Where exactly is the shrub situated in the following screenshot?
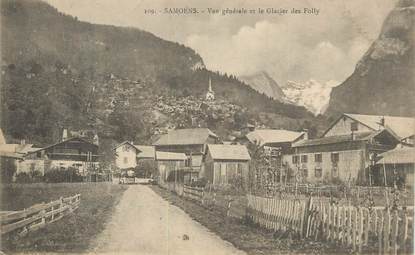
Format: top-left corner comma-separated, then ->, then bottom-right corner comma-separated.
44,167 -> 83,183
15,172 -> 33,183
15,171 -> 44,183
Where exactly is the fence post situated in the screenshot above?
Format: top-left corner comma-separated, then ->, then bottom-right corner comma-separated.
401,211 -> 408,254
303,196 -> 312,238
391,210 -> 398,255
384,209 -> 391,253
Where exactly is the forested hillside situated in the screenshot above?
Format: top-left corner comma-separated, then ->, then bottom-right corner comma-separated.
1,0 -> 318,146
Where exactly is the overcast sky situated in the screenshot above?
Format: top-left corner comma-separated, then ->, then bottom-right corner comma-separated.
45,0 -> 396,86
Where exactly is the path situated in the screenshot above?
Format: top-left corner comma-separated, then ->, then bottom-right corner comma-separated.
92,185 -> 245,255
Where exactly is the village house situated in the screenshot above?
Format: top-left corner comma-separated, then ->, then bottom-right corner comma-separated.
203,144 -> 251,186
20,137 -> 100,177
236,129 -> 306,183
374,146 -> 414,190
114,141 -> 142,169
287,113 -> 409,185
153,128 -> 220,179
155,151 -> 187,186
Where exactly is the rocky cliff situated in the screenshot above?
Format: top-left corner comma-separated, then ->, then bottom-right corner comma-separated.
325,0 -> 415,117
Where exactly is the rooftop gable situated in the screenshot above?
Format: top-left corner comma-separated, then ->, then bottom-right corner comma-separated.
293,128 -> 399,148
156,151 -> 187,161
153,128 -> 218,146
207,144 -> 251,161
378,147 -> 415,165
323,113 -> 415,139
113,141 -> 142,153
136,145 -> 155,159
245,129 -> 305,146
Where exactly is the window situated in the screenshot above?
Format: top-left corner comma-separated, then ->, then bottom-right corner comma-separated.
301,155 -> 308,163
123,157 -> 128,164
314,153 -> 322,163
292,155 -> 299,164
331,153 -> 339,163
302,168 -> 308,177
122,145 -> 130,152
185,158 -> 191,167
315,168 -> 322,178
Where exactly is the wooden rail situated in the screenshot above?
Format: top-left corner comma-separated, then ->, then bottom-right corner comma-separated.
0,194 -> 81,236
183,185 -> 204,202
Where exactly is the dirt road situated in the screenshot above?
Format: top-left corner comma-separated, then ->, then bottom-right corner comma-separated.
92,185 -> 245,255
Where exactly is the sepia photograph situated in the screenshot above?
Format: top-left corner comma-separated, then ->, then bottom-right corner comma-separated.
0,0 -> 414,254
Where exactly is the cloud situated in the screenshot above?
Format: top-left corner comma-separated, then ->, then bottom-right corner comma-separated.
184,0 -> 394,85
45,0 -> 396,85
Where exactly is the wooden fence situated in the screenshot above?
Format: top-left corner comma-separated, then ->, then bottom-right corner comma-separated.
183,185 -> 204,202
306,200 -> 414,253
246,194 -> 309,237
246,194 -> 414,253
0,194 -> 81,237
182,185 -> 245,218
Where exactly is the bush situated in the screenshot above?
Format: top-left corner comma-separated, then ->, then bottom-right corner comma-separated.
1,158 -> 16,183
44,167 -> 83,183
15,172 -> 33,183
15,171 -> 44,183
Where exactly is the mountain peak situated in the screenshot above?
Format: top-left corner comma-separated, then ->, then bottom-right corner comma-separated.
239,71 -> 286,101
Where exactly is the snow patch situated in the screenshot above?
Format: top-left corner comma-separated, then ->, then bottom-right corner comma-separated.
282,79 -> 339,115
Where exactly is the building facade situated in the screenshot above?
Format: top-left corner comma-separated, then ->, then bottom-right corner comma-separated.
19,137 -> 100,176
286,116 -> 401,184
203,144 -> 251,186
153,128 -> 219,177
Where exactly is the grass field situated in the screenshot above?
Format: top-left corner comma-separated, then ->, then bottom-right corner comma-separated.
1,182 -> 127,253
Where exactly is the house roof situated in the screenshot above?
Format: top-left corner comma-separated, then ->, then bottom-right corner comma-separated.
113,141 -> 141,152
245,129 -> 305,146
0,151 -> 23,159
324,113 -> 415,139
0,144 -> 34,154
378,147 -> 415,165
207,144 -> 251,161
156,151 -> 187,161
293,129 -> 399,148
36,137 -> 98,153
153,128 -> 218,146
136,145 -> 155,159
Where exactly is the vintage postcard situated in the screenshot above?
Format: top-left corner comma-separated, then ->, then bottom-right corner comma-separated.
0,0 -> 414,254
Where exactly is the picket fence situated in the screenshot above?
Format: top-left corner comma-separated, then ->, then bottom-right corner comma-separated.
307,201 -> 414,253
183,185 -> 241,217
0,194 -> 81,236
246,194 -> 308,237
246,194 -> 414,253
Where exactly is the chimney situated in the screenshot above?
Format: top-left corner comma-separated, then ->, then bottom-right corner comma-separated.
302,129 -> 309,140
62,128 -> 68,141
380,117 -> 385,127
